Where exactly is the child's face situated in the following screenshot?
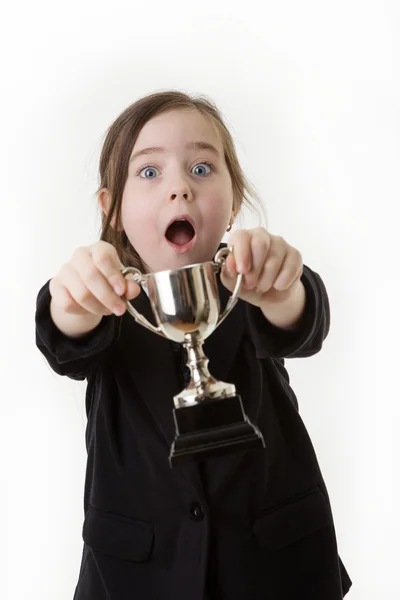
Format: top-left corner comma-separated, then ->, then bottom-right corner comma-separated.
121,108 -> 234,272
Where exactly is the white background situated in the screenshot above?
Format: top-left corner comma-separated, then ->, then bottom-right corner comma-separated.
1,0 -> 399,598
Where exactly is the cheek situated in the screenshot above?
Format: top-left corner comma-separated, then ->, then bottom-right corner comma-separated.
121,197 -> 158,242
122,186 -> 150,220
203,191 -> 232,222
211,176 -> 233,213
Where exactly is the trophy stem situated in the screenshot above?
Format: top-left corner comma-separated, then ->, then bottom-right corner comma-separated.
184,332 -> 213,398
173,332 -> 235,409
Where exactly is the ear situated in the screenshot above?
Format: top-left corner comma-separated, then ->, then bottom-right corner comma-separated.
98,188 -> 123,231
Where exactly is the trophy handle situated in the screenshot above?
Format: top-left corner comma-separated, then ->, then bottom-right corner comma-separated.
120,266 -> 166,338
213,247 -> 243,328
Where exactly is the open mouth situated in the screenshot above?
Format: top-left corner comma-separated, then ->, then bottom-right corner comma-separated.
165,217 -> 196,247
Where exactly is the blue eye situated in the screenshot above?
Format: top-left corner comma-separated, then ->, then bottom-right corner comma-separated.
192,162 -> 213,176
138,162 -> 214,179
139,166 -> 160,179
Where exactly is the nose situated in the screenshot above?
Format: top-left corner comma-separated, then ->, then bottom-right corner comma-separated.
170,191 -> 190,201
169,178 -> 193,203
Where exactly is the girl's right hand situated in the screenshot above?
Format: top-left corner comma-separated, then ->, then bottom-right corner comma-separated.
49,241 -> 141,317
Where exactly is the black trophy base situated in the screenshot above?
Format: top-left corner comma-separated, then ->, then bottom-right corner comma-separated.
169,394 -> 265,467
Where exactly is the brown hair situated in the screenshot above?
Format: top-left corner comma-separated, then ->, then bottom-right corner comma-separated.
95,90 -> 265,271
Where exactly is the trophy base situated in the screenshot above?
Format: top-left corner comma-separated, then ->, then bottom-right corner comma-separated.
169,394 -> 265,467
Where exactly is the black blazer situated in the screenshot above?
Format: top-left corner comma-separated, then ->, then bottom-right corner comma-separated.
35,255 -> 352,600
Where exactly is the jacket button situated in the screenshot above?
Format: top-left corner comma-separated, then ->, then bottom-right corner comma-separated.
189,502 -> 205,522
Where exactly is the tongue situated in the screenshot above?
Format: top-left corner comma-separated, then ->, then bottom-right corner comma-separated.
166,221 -> 194,246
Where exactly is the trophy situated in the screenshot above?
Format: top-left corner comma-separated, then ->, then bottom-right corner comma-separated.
120,247 -> 265,467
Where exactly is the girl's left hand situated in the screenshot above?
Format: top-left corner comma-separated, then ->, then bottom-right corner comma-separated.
221,228 -> 304,307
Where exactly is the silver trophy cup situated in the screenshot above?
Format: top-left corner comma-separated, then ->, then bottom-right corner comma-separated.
120,247 -> 265,467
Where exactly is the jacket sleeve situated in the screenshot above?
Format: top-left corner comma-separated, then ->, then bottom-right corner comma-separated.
35,279 -> 121,381
245,264 -> 330,359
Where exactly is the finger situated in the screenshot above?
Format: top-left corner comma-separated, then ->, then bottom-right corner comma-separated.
59,261 -> 117,315
242,230 -> 270,290
273,250 -> 303,290
72,246 -> 128,315
50,276 -> 110,316
90,241 -> 129,296
256,245 -> 287,294
91,243 -> 140,304
227,230 -> 252,274
125,278 -> 142,300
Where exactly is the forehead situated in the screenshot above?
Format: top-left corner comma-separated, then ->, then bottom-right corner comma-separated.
132,108 -> 222,151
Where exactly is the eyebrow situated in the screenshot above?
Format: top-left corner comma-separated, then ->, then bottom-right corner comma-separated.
129,141 -> 221,163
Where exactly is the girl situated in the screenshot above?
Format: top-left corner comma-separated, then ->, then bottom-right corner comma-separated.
35,91 -> 352,599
